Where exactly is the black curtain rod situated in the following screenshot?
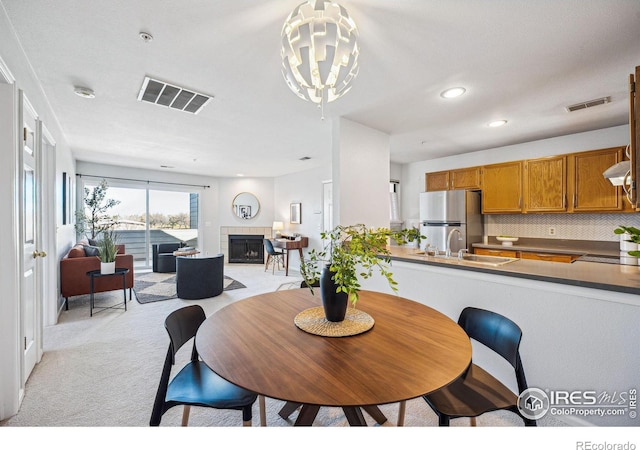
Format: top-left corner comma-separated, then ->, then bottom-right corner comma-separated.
76,173 -> 210,189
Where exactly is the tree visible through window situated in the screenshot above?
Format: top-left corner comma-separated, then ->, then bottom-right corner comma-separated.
79,182 -> 199,268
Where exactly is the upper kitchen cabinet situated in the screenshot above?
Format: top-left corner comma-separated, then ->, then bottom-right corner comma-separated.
451,167 -> 482,190
425,170 -> 449,191
523,156 -> 567,213
569,147 -> 624,212
425,167 -> 481,191
481,161 -> 523,213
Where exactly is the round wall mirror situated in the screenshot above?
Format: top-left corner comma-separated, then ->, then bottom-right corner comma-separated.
232,192 -> 260,220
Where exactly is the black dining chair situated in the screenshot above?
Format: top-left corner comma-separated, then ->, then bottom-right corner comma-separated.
263,238 -> 285,274
402,306 -> 536,427
150,304 -> 262,426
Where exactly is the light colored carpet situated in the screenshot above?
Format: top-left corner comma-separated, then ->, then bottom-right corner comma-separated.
2,264 -> 573,445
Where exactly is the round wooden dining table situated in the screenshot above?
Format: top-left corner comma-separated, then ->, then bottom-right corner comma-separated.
195,289 -> 472,426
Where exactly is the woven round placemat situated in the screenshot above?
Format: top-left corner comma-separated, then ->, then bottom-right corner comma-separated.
294,306 -> 374,337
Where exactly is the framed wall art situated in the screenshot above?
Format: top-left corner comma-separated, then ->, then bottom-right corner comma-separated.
290,202 -> 301,224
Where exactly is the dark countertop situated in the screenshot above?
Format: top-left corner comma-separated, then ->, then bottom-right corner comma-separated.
386,246 -> 640,298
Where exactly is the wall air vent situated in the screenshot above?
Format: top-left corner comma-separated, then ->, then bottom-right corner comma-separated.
137,76 -> 213,114
565,96 -> 611,112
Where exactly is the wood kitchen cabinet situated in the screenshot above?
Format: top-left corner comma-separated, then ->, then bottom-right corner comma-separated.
475,248 -> 579,263
474,248 -> 519,258
425,166 -> 481,191
569,147 -> 624,212
481,161 -> 523,213
523,156 -> 567,212
451,167 -> 482,190
520,251 -> 580,263
425,170 -> 450,191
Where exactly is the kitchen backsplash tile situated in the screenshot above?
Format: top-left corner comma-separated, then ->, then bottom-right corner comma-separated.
486,213 -> 640,242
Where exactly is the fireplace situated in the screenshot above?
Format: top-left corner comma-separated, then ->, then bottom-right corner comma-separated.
228,234 -> 264,264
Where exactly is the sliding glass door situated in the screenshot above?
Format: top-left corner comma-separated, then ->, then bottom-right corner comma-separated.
79,179 -> 199,268
148,189 -> 198,265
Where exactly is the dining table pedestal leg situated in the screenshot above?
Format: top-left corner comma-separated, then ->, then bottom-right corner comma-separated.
278,401 -> 302,420
278,401 -> 388,426
294,404 -> 321,426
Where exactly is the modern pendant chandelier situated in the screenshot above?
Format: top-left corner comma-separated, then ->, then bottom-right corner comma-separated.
281,0 -> 359,114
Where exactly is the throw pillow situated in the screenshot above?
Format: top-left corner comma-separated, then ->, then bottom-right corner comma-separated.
83,245 -> 101,257
67,244 -> 86,258
88,238 -> 98,246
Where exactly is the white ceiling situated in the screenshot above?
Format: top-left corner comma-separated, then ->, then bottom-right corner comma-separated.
2,0 -> 639,178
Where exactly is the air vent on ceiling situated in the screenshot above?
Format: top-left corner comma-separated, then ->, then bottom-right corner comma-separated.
137,76 -> 213,114
565,96 -> 611,112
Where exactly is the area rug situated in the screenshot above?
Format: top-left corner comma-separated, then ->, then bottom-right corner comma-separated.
134,272 -> 246,304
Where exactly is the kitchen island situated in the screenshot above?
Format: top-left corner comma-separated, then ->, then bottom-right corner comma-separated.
358,245 -> 640,426
386,245 -> 640,297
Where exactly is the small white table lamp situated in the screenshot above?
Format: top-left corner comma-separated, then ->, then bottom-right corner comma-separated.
272,221 -> 284,238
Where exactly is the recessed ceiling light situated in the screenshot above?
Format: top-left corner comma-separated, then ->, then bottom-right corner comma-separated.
236,173 -> 244,177
139,31 -> 153,43
440,87 -> 466,99
488,119 -> 508,128
73,86 -> 95,99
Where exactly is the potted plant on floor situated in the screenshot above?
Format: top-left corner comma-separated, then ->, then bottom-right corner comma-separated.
97,230 -> 119,274
300,224 -> 423,322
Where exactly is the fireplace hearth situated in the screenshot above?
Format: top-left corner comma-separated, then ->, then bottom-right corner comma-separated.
228,234 -> 264,264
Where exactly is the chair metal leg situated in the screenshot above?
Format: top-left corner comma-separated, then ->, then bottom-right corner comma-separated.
181,405 -> 191,426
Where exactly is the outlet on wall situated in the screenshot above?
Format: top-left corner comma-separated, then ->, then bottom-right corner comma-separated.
548,227 -> 556,236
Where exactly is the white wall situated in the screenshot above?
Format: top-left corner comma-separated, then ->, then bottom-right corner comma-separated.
274,165 -> 332,268
217,177 -> 275,237
332,118 -> 390,228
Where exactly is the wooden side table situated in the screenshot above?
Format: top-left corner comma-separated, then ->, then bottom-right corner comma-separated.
86,268 -> 130,317
173,249 -> 200,257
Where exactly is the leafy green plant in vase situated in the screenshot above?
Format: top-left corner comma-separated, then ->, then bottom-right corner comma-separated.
97,230 -> 119,274
300,224 -> 424,322
614,226 -> 640,257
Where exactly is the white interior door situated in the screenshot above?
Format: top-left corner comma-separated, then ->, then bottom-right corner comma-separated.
20,92 -> 42,383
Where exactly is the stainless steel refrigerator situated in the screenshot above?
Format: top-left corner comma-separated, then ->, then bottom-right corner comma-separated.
419,190 -> 483,255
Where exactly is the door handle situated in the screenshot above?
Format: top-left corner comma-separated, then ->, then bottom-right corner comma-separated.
32,251 -> 47,258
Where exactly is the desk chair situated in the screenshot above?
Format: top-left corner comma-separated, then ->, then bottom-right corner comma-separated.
263,239 -> 285,274
400,306 -> 536,426
150,305 -> 262,426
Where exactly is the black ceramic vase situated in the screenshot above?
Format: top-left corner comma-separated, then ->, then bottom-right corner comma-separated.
320,264 -> 348,322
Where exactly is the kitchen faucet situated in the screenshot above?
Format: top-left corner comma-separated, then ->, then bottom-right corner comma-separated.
445,228 -> 462,257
